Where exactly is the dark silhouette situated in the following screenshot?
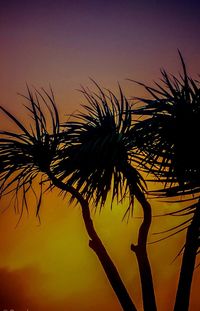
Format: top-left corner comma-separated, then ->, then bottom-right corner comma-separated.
131,52 -> 200,311
56,82 -> 156,311
0,87 -> 136,311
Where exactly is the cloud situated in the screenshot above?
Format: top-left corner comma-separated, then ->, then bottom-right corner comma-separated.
0,266 -> 43,310
0,264 -> 120,311
0,266 -> 92,311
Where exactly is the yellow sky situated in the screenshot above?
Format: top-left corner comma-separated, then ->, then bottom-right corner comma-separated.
0,182 -> 198,310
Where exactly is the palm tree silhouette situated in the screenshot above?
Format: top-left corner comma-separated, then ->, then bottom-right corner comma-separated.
131,52 -> 200,311
56,82 -> 157,311
0,87 -> 137,311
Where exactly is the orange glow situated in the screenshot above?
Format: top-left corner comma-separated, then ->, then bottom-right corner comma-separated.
0,186 -> 195,310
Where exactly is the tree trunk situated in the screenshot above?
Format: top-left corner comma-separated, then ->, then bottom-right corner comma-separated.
47,171 -> 137,311
132,187 -> 157,311
174,201 -> 200,311
123,164 -> 157,311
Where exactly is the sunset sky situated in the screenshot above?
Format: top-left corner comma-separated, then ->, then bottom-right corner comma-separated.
0,1 -> 200,310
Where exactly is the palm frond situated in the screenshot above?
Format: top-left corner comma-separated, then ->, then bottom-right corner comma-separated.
54,82 -> 146,214
131,53 -> 200,198
0,86 -> 60,216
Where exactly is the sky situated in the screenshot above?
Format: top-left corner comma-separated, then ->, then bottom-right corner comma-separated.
0,0 -> 200,310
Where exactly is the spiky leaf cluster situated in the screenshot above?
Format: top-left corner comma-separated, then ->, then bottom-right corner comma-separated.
132,53 -> 200,197
55,83 -> 146,210
0,87 -> 60,214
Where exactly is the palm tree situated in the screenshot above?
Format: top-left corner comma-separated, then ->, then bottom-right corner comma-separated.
55,82 -> 157,311
0,87 -> 137,311
131,52 -> 200,311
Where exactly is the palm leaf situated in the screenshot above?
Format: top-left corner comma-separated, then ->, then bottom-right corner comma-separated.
0,87 -> 60,217
55,82 -> 146,214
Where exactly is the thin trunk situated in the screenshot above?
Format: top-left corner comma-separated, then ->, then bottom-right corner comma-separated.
47,171 -> 137,311
132,187 -> 157,311
174,201 -> 200,311
124,164 -> 157,311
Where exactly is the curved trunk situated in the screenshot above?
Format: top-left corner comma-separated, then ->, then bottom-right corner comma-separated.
133,187 -> 157,311
47,171 -> 137,311
123,164 -> 157,311
174,201 -> 200,311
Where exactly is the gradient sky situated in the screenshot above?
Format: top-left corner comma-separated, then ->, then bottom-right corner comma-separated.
0,1 -> 200,310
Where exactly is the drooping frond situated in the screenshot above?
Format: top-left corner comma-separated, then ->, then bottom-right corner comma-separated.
131,52 -> 200,199
0,86 -> 60,216
54,82 -> 146,214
